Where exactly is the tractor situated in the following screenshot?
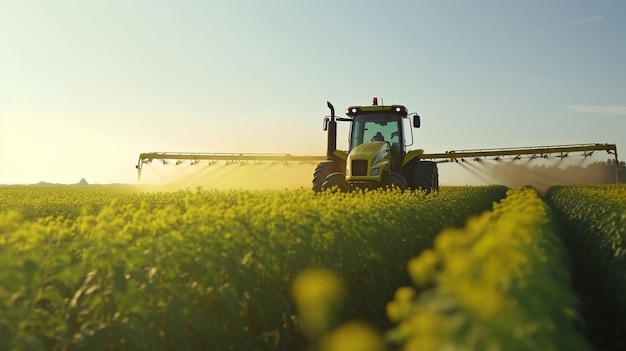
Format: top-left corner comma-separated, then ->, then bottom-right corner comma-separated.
136,99 -> 619,188
312,98 -> 439,192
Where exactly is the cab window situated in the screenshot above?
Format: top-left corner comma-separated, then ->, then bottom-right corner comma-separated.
350,114 -> 400,150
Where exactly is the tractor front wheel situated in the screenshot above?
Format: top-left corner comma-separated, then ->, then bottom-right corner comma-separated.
312,161 -> 339,192
382,172 -> 408,191
321,172 -> 347,192
412,161 -> 439,193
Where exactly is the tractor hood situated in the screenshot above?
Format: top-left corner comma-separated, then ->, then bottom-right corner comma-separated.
346,141 -> 391,181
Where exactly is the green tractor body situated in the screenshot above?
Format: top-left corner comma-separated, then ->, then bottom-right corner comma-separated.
312,99 -> 439,192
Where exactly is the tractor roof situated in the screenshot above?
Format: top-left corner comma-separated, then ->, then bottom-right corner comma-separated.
345,104 -> 408,117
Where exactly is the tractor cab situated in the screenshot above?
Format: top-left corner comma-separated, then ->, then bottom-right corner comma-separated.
346,101 -> 413,173
314,98 -> 437,193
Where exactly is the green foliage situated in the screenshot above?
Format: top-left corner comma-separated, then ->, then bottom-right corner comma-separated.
387,188 -> 591,350
0,186 -> 506,350
546,184 -> 626,350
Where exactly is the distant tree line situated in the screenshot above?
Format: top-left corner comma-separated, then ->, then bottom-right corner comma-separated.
484,159 -> 625,194
606,159 -> 626,183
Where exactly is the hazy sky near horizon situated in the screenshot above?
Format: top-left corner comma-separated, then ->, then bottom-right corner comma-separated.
1,0 -> 625,185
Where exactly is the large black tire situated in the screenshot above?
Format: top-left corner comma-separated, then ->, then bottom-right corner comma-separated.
312,161 -> 339,192
400,158 -> 418,182
382,172 -> 408,191
412,161 -> 439,193
321,172 -> 347,192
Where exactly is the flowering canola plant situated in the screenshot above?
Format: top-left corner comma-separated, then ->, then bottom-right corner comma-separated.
0,186 -> 506,351
387,188 -> 591,351
546,185 -> 626,350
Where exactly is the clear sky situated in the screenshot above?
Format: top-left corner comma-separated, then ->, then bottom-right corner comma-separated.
1,0 -> 625,185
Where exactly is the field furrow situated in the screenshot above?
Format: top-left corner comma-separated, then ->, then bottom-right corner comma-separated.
546,185 -> 626,351
383,188 -> 591,351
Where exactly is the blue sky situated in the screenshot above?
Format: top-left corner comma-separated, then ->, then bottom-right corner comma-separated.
1,0 -> 624,184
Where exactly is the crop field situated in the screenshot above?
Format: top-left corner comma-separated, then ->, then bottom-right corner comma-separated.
0,185 -> 624,351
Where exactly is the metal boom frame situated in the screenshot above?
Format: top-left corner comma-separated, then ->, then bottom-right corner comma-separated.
135,152 -> 327,181
136,143 -> 619,184
420,143 -> 619,184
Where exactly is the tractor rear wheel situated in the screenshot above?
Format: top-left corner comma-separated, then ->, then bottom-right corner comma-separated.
321,172 -> 347,192
312,161 -> 339,192
383,172 -> 408,191
412,161 -> 439,193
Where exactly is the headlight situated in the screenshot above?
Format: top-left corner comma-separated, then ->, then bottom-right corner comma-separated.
370,167 -> 379,176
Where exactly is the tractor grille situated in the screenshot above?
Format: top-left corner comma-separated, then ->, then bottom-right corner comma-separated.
352,160 -> 368,176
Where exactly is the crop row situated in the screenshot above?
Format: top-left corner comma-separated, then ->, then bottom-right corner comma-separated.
546,185 -> 626,350
382,188 -> 591,351
0,186 -> 183,221
0,186 -> 507,351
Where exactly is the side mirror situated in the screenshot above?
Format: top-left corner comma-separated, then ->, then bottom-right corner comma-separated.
413,114 -> 421,128
323,116 -> 329,131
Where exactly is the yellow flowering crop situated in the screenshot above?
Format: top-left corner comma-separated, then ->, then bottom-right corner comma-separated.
389,188 -> 592,351
0,185 -> 506,350
546,184 -> 626,349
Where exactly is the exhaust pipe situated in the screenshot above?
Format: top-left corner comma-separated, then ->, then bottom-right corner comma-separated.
326,101 -> 337,160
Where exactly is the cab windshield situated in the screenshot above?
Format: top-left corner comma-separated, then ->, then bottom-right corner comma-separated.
349,113 -> 401,151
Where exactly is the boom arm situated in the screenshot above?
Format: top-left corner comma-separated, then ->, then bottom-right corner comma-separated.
136,143 -> 619,184
135,152 -> 326,181
420,143 -> 620,184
